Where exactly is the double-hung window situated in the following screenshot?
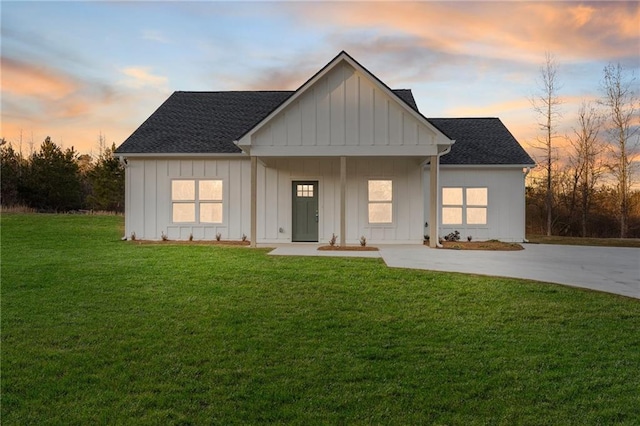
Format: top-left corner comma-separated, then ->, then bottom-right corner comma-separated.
368,180 -> 393,224
172,179 -> 223,223
442,187 -> 487,225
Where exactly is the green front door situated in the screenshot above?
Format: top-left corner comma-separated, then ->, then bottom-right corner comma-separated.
292,181 -> 319,242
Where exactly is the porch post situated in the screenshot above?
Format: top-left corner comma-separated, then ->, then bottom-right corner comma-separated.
340,156 -> 347,247
429,155 -> 439,248
250,156 -> 257,248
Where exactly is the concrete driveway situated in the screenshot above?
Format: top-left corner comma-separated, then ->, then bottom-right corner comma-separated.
380,244 -> 639,299
269,243 -> 640,299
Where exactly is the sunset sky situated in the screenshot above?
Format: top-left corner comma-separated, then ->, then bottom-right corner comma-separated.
2,1 -> 639,158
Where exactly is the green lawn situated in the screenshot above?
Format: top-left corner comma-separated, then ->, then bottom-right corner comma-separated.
2,214 -> 639,425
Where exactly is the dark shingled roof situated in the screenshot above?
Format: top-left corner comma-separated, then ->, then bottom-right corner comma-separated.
429,118 -> 534,165
116,90 -> 420,155
116,91 -> 534,166
116,91 -> 292,154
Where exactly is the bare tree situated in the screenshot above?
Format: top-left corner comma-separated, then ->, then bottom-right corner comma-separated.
601,63 -> 639,238
97,131 -> 107,159
531,52 -> 562,236
568,101 -> 604,237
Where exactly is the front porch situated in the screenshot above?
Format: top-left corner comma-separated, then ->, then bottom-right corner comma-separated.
248,156 -> 442,247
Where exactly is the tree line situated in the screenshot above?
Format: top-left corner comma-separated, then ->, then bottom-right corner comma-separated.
1,136 -> 124,213
528,58 -> 639,238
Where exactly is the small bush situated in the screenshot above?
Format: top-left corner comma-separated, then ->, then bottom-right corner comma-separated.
359,236 -> 367,247
130,232 -> 136,241
215,232 -> 222,241
329,233 -> 338,247
161,232 -> 168,241
444,231 -> 461,242
242,234 -> 247,242
467,235 -> 473,242
189,233 -> 193,242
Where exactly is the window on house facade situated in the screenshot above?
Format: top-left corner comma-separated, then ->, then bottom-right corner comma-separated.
296,184 -> 314,198
368,180 -> 393,224
442,187 -> 487,225
172,179 -> 223,223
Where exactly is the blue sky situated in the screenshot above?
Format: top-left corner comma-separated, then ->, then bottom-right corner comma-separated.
2,1 -> 638,157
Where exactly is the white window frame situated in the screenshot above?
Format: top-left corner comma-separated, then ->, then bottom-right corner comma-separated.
441,187 -> 488,226
171,179 -> 224,224
367,179 -> 393,225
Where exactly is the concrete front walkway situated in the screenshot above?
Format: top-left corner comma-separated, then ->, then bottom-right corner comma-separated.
268,243 -> 640,299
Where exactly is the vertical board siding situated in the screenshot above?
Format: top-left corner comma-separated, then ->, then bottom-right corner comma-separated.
143,160 -> 157,239
389,106 -> 402,145
124,157 -> 425,243
273,115 -> 287,146
126,158 -> 250,241
264,166 -> 279,240
425,167 -> 526,242
329,66 -> 345,146
127,161 -> 145,239
286,103 -> 302,146
359,83 -> 374,145
345,69 -> 359,146
251,61 -> 437,152
316,77 -> 330,146
301,95 -> 316,146
374,94 -> 388,146
254,157 -> 423,244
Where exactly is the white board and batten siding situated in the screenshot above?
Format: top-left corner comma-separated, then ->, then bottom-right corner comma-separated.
256,157 -> 424,244
124,158 -> 251,241
424,166 -> 527,242
124,156 -> 424,243
246,61 -> 442,157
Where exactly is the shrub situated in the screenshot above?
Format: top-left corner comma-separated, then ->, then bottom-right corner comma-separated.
444,231 -> 461,242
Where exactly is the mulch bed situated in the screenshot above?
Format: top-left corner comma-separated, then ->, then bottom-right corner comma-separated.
129,240 -> 251,246
437,240 -> 524,251
318,245 -> 379,251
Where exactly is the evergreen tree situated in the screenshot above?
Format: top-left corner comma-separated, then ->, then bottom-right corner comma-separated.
0,139 -> 27,206
86,144 -> 124,212
23,137 -> 83,211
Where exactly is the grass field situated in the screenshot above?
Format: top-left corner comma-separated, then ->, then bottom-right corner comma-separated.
2,214 -> 639,425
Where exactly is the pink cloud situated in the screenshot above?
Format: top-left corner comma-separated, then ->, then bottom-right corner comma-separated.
1,57 -> 170,154
291,2 -> 639,63
2,57 -> 77,99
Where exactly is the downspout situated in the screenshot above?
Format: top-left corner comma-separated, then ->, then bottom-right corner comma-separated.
434,145 -> 452,248
522,166 -> 531,243
118,156 -> 129,240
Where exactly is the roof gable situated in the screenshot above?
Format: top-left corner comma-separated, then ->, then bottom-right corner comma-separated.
236,51 -> 452,153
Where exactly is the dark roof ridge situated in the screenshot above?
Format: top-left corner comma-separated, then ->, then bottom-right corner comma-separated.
428,116 -> 500,120
174,90 -> 295,94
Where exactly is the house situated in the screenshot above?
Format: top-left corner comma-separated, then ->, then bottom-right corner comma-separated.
115,51 -> 534,247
